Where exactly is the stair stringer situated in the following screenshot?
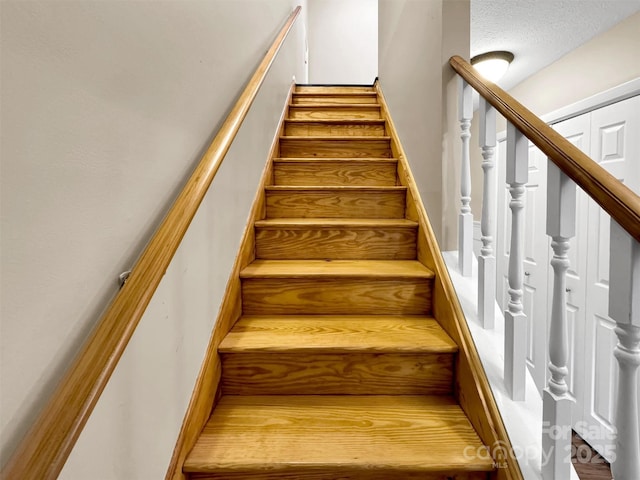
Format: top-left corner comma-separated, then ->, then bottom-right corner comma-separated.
164,82 -> 296,480
376,81 -> 524,480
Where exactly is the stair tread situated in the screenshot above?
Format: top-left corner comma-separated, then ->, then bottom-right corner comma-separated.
255,218 -> 416,228
285,118 -> 385,124
288,103 -> 380,108
219,315 -> 457,353
184,395 -> 494,473
293,92 -> 378,96
280,135 -> 391,140
265,185 -> 405,191
240,260 -> 434,279
273,157 -> 397,162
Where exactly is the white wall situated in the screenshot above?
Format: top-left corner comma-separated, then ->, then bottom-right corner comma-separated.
506,12 -> 640,126
378,0 -> 470,248
469,12 -> 640,218
308,0 -> 377,84
0,0 -> 306,476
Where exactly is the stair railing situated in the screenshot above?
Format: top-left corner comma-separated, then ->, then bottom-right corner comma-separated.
450,55 -> 640,480
1,7 -> 301,480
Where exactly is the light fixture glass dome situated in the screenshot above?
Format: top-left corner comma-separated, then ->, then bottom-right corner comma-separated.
471,51 -> 514,83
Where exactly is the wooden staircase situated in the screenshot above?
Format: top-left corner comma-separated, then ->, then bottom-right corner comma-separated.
181,86 -> 499,479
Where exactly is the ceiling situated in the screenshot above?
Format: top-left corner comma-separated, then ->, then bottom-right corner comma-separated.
471,0 -> 640,90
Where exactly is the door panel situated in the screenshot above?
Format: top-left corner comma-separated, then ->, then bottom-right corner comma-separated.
580,95 -> 640,460
551,114 -> 591,410
494,97 -> 639,459
496,137 -> 549,392
496,138 -> 509,312
521,144 -> 548,392
592,315 -> 618,429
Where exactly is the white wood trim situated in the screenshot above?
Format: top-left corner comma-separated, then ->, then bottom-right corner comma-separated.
542,78 -> 640,125
497,78 -> 640,141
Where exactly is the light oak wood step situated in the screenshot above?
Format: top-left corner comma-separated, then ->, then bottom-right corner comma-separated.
221,350 -> 453,395
240,260 -> 434,315
279,136 -> 391,158
219,316 -> 456,395
284,119 -> 386,136
265,186 -> 406,218
295,85 -> 375,93
255,218 -> 417,259
288,104 -> 381,120
220,316 -> 457,353
292,92 -> 378,105
273,158 -> 397,186
183,395 -> 495,479
240,259 -> 434,279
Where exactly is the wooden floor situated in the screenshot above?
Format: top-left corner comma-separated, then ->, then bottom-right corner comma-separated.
572,432 -> 612,480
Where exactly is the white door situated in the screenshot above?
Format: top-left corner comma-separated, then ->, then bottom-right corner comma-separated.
495,136 -> 550,393
551,113 -> 592,427
496,137 -> 509,313
494,97 -> 640,451
577,95 -> 640,460
521,142 -> 549,393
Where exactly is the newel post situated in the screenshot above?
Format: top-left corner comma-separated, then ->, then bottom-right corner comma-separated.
504,122 -> 528,401
458,77 -> 473,276
542,162 -> 576,479
609,221 -> 640,480
477,97 -> 497,329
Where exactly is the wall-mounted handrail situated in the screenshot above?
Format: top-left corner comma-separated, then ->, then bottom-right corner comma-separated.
2,6 -> 301,480
450,55 -> 640,243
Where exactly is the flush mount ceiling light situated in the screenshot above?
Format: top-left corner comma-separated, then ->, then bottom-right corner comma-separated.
471,51 -> 514,83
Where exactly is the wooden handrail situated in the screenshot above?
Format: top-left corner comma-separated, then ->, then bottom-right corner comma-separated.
2,7 -> 301,479
450,55 -> 640,243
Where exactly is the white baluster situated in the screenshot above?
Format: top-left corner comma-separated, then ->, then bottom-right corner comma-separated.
542,162 -> 576,480
609,221 -> 640,480
478,97 -> 496,329
504,123 -> 528,401
458,77 -> 473,276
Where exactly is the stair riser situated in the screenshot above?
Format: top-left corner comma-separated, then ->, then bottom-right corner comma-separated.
292,94 -> 378,104
221,352 -> 453,395
273,162 -> 397,186
295,86 -> 375,94
284,122 -> 385,136
279,138 -> 391,158
241,278 -> 433,315
255,227 -> 417,260
266,190 -> 406,218
288,106 -> 381,120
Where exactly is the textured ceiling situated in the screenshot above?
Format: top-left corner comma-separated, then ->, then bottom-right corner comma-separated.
471,0 -> 640,90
